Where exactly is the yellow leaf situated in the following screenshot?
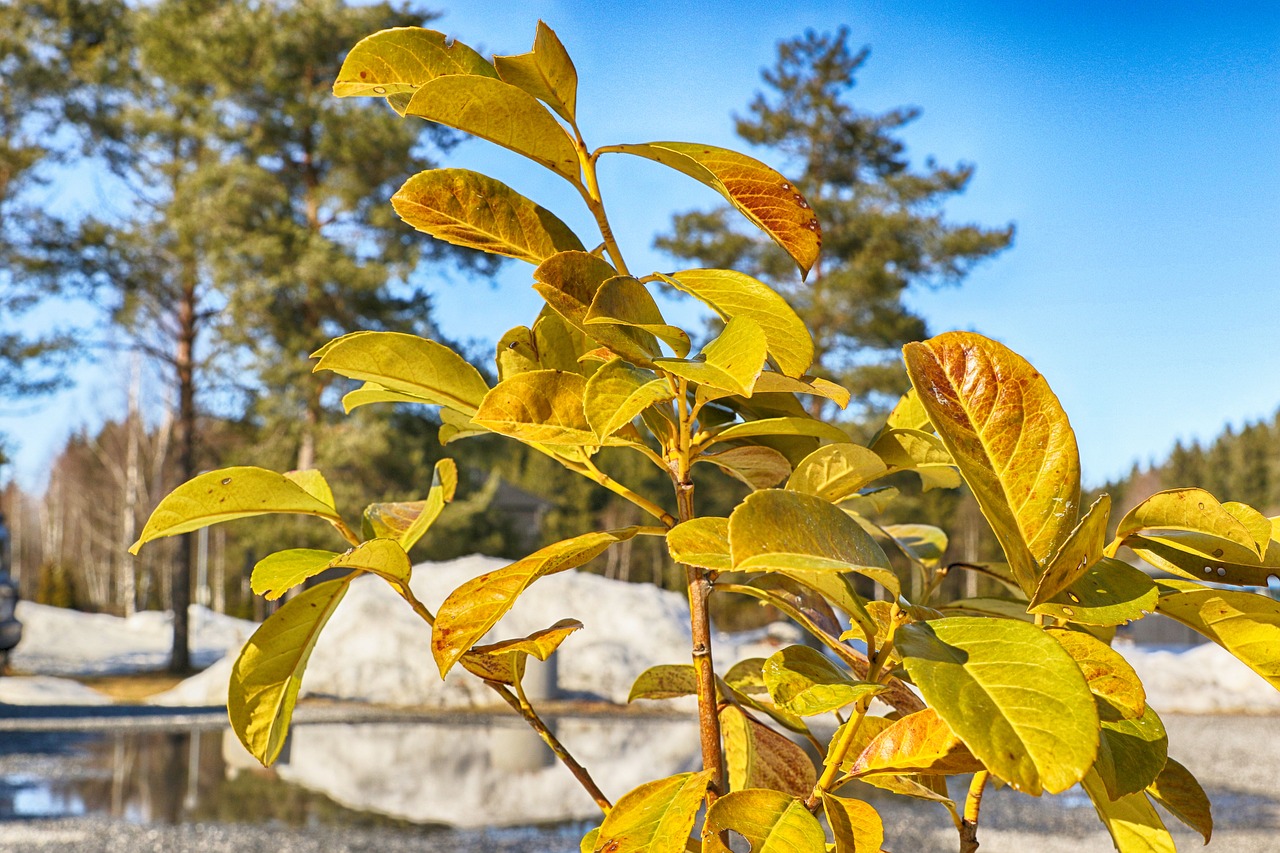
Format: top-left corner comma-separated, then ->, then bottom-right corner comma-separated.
1047,628 -> 1146,720
585,275 -> 691,357
362,458 -> 458,550
392,169 -> 584,264
720,704 -> 817,797
666,517 -> 732,571
763,645 -> 884,716
341,380 -> 433,413
1146,757 -> 1212,844
474,369 -> 598,445
583,359 -> 674,439
229,577 -> 351,766
1030,557 -> 1157,626
405,75 -> 580,181
850,707 -> 985,777
618,144 -> 823,278
703,789 -> 827,853
751,371 -> 850,408
593,771 -> 713,853
822,793 -> 884,853
696,445 -> 792,490
459,618 -> 583,685
1155,579 -> 1280,692
332,27 -> 496,109
1031,494 -> 1111,607
494,21 -> 578,124
534,251 -> 659,365
709,416 -> 850,446
1081,768 -> 1175,853
250,549 -> 338,601
628,664 -> 699,702
432,528 -> 643,675
313,331 -> 490,416
903,332 -> 1081,594
786,444 -> 887,503
657,269 -> 813,376
655,316 -> 767,397
130,467 -> 343,554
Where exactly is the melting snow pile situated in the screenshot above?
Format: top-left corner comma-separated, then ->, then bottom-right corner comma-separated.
4,554 -> 1280,715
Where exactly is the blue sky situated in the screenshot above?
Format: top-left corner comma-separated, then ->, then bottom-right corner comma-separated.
3,0 -> 1278,489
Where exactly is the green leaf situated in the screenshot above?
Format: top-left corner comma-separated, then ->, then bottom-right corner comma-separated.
493,21 -> 578,124
1146,757 -> 1212,844
710,416 -> 850,446
583,359 -> 674,439
720,704 -> 817,797
313,331 -> 490,415
130,467 -> 343,554
896,616 -> 1099,795
1094,704 -> 1167,800
362,458 -> 458,550
459,618 -> 583,685
657,269 -> 813,375
1047,628 -> 1146,720
903,332 -> 1081,594
250,549 -> 338,601
405,75 -> 580,181
593,771 -> 713,853
666,517 -> 732,571
473,369 -> 598,445
620,143 -> 824,278
763,645 -> 884,716
534,252 -> 660,365
1030,557 -> 1157,627
728,490 -> 896,594
822,793 -> 884,853
628,664 -> 699,702
332,27 -> 496,107
586,276 -> 691,357
229,577 -> 351,766
696,445 -> 792,490
655,316 -> 767,397
703,789 -> 827,853
750,371 -> 851,408
850,708 -> 985,777
392,169 -> 584,264
431,528 -> 642,675
1081,768 -> 1175,853
786,444 -> 887,503
1155,580 -> 1280,691
1031,494 -> 1111,607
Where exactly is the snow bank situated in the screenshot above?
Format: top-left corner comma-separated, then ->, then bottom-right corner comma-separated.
0,674 -> 112,705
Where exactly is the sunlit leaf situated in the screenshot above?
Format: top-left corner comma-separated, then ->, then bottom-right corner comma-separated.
283,470 -> 336,509
1117,488 -> 1264,561
721,704 -> 816,797
827,716 -> 949,803
655,316 -> 767,397
882,524 -> 948,568
534,252 -> 659,365
786,444 -> 887,503
850,708 -> 985,777
229,578 -> 351,766
432,528 -> 642,675
313,331 -> 490,415
763,645 -> 884,716
583,359 -> 674,439
405,75 -> 580,181
439,407 -> 487,444
628,664 -> 699,702
593,770 -> 713,853
619,142 -> 824,278
712,416 -> 850,446
459,618 -> 582,685
869,427 -> 962,492
696,445 -> 792,490
392,169 -> 584,264
1031,494 -> 1111,607
884,387 -> 932,432
130,467 -> 343,553
361,458 -> 457,550
250,549 -> 338,601
493,21 -> 578,124
703,789 -> 827,853
1095,703 -> 1168,800
341,380 -> 433,413
1030,557 -> 1157,627
586,276 -> 691,357
729,490 -> 896,595
1155,579 -> 1280,692
896,616 -> 1099,795
474,369 -> 598,445
656,268 -> 813,375
903,332 -> 1081,594
665,517 -> 732,571
1046,628 -> 1146,720
822,793 -> 884,853
839,486 -> 900,517
750,371 -> 850,408
332,27 -> 496,107
580,828 -> 600,853
1081,768 -> 1175,853
1146,757 -> 1212,844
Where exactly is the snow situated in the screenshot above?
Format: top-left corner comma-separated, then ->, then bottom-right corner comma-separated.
4,554 -> 1280,716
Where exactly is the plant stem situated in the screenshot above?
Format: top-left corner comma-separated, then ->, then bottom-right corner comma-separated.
959,770 -> 989,853
805,703 -> 868,809
396,583 -> 435,626
492,680 -> 613,815
578,149 -> 630,275
329,517 -> 362,548
581,457 -> 677,527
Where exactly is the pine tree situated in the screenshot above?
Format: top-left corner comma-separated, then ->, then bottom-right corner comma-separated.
657,28 -> 1013,422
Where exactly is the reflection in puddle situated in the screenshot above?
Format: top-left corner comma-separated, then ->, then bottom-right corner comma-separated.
0,716 -> 699,832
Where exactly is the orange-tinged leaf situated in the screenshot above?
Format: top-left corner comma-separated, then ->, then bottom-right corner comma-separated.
432,528 -> 642,675
903,332 -> 1081,594
460,618 -> 582,685
534,252 -> 659,365
1047,627 -> 1146,719
616,145 -> 822,277
850,708 -> 985,777
362,458 -> 457,550
585,276 -> 691,357
720,704 -> 817,797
